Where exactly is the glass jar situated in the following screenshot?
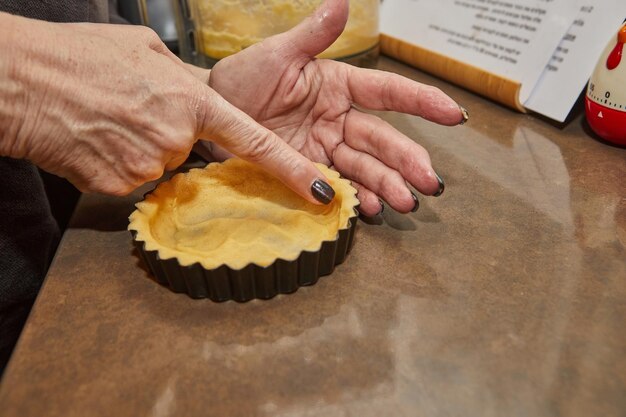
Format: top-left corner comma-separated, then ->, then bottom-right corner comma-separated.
175,0 -> 379,68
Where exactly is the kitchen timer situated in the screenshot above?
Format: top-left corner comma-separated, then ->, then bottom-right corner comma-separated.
585,23 -> 626,145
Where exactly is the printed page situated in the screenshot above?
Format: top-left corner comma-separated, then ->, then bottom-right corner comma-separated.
381,0 -> 581,103
524,3 -> 626,122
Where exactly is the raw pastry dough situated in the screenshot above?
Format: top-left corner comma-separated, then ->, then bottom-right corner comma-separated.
128,159 -> 358,270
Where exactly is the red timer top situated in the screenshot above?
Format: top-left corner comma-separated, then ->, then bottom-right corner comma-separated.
606,24 -> 626,70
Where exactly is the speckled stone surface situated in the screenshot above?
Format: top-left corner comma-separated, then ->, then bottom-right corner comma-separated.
0,57 -> 624,417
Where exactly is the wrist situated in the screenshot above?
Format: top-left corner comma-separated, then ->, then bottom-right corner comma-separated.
0,12 -> 28,158
0,13 -> 63,162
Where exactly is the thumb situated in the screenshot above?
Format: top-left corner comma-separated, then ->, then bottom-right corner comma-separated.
196,87 -> 335,205
269,0 -> 349,59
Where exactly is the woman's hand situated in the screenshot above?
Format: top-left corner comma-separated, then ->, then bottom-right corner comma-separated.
0,13 -> 335,205
207,0 -> 467,216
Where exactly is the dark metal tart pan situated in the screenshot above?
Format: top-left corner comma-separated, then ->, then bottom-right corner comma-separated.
130,210 -> 357,302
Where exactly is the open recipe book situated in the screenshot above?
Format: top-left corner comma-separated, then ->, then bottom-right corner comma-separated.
380,0 -> 626,122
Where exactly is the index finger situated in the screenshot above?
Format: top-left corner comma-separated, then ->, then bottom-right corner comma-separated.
195,86 -> 336,206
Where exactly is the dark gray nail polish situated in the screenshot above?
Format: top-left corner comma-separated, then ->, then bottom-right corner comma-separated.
311,179 -> 335,204
411,193 -> 419,212
459,106 -> 469,125
377,198 -> 385,215
433,171 -> 445,197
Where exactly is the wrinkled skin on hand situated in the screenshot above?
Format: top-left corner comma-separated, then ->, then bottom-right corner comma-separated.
207,0 -> 465,216
0,12 -> 331,204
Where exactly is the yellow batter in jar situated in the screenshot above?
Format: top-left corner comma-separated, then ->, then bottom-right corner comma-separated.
189,0 -> 379,61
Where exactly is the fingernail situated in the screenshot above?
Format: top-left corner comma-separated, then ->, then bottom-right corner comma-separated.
459,106 -> 469,125
411,192 -> 419,212
377,198 -> 385,215
433,171 -> 445,197
311,179 -> 335,204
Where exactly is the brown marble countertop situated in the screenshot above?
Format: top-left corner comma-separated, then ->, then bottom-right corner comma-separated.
1,57 -> 625,417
